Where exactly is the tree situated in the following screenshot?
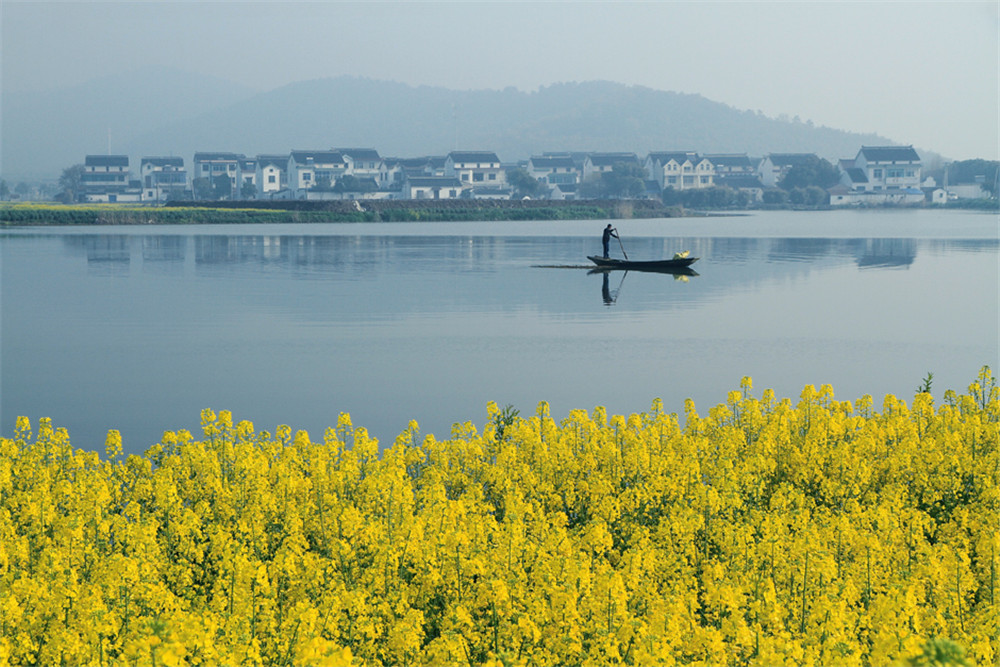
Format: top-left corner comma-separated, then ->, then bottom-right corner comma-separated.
241,180 -> 257,199
192,177 -> 214,200
212,173 -> 233,200
0,180 -> 8,201
778,155 -> 839,190
332,175 -> 376,194
57,164 -> 85,203
581,162 -> 646,199
506,168 -> 545,198
762,189 -> 788,205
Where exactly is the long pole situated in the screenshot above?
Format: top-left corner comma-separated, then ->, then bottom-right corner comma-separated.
617,232 -> 628,260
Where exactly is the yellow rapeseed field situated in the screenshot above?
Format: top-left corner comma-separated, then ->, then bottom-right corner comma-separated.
0,370 -> 996,666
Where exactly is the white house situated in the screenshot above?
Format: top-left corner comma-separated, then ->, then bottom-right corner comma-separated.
445,151 -> 504,187
338,148 -> 383,181
139,156 -> 186,203
255,155 -> 287,197
402,176 -> 464,200
193,152 -> 242,198
645,152 -> 715,190
704,154 -> 755,177
81,155 -> 140,202
237,157 -> 257,198
288,150 -> 346,196
853,146 -> 922,192
526,154 -> 580,188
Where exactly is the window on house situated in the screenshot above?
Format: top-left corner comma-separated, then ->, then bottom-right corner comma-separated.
268,175 -> 276,184
873,169 -> 883,179
474,173 -> 485,182
488,174 -> 496,180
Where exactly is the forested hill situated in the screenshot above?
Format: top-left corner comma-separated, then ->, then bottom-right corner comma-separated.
130,78 -> 890,164
5,74 -> 894,179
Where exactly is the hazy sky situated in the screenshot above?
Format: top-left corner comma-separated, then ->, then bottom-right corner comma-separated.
3,1 -> 998,160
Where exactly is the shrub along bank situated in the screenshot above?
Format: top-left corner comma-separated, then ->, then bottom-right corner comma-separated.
1,199 -> 681,226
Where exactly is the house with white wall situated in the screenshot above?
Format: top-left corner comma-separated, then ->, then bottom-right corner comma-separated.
140,157 -> 186,202
645,152 -> 715,190
255,155 -> 287,197
402,176 -> 464,200
193,152 -> 242,198
288,150 -> 346,196
338,148 -> 383,181
853,146 -> 922,192
526,154 -> 580,188
81,155 -> 140,202
445,151 -> 504,187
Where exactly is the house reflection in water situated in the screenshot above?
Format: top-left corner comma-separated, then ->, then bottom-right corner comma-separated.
856,238 -> 916,269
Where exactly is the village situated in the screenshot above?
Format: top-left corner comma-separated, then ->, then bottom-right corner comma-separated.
71,144 -> 992,207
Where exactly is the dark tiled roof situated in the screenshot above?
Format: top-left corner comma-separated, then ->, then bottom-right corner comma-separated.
845,168 -> 868,183
529,156 -> 576,169
589,152 -> 639,166
256,155 -> 288,168
859,145 -> 921,163
448,151 -> 500,164
140,157 -> 183,168
704,154 -> 752,168
193,152 -> 243,162
86,155 -> 129,167
336,148 -> 382,161
290,150 -> 345,165
648,151 -> 698,165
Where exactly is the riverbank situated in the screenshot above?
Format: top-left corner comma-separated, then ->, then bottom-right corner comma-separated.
0,199 -> 681,225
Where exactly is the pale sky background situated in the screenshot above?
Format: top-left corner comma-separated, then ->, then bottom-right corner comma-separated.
3,0 -> 998,160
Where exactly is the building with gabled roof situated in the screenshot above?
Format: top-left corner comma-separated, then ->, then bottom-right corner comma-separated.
140,156 -> 186,202
527,154 -> 580,188
645,151 -> 715,191
80,155 -> 140,202
255,155 -> 288,198
445,151 -> 504,188
288,150 -> 346,196
853,145 -> 921,191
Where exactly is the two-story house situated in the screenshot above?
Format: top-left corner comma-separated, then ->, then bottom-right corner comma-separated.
81,155 -> 140,202
526,154 -> 580,188
338,148 -> 383,181
853,146 -> 922,192
193,152 -> 243,198
288,150 -> 347,196
445,151 -> 504,188
645,152 -> 715,190
704,154 -> 755,177
255,155 -> 288,198
140,157 -> 186,202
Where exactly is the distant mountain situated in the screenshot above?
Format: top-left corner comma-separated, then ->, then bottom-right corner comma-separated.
3,74 -> 895,180
2,67 -> 258,180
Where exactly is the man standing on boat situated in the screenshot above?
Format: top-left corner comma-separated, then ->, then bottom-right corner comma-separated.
602,224 -> 619,259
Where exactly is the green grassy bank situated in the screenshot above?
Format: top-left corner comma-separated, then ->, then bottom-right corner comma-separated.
1,199 -> 681,226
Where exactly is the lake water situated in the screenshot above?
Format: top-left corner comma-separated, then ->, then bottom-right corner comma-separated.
2,209 -> 997,454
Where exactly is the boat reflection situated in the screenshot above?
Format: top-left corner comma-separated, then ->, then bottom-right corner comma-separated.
593,266 -> 698,305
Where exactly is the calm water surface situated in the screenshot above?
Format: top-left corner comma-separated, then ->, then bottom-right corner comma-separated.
2,209 -> 997,454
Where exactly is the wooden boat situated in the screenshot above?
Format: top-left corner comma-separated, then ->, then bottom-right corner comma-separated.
587,255 -> 699,270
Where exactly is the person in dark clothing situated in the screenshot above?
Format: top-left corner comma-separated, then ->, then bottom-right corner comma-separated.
602,224 -> 619,258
